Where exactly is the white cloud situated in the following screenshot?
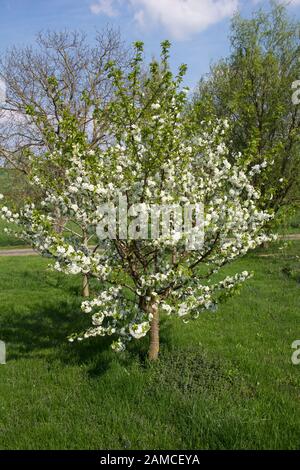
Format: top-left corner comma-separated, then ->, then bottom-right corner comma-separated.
130,0 -> 239,39
90,0 -> 120,17
90,0 -> 239,39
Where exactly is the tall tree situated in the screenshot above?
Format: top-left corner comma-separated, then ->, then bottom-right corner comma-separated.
0,29 -> 128,295
192,2 -> 300,222
1,42 -> 272,360
0,28 -> 128,173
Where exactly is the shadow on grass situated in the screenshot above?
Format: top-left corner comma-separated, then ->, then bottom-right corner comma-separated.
0,296 -> 175,377
0,299 -> 104,364
0,295 -> 243,409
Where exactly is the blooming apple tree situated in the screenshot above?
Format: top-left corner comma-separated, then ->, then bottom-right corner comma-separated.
0,41 -> 274,360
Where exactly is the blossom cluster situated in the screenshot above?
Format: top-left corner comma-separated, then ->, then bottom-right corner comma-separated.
0,41 -> 274,352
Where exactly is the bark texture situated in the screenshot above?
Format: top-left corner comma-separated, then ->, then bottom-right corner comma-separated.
82,274 -> 90,298
148,302 -> 160,361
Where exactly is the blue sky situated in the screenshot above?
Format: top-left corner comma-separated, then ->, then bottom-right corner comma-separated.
1,0 -> 300,90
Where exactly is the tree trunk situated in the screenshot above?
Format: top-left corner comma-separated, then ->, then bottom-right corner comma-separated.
148,302 -> 160,361
82,274 -> 90,298
53,207 -> 67,234
172,248 -> 177,265
82,230 -> 90,297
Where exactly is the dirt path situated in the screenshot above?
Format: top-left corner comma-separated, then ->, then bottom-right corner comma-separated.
0,234 -> 299,257
281,234 -> 300,240
0,248 -> 39,257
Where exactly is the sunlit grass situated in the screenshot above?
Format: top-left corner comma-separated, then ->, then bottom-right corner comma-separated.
0,242 -> 299,449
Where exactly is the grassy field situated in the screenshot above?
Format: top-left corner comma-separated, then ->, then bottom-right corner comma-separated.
0,169 -> 27,248
286,210 -> 300,234
276,208 -> 300,235
0,219 -> 27,249
0,241 -> 299,450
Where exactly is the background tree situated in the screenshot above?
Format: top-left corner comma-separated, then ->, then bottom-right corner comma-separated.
0,28 -> 128,295
0,28 -> 127,173
1,42 -> 272,360
192,1 -> 300,224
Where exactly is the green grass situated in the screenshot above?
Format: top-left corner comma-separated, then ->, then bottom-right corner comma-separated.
277,208 -> 300,235
0,169 -> 27,248
0,219 -> 27,248
0,168 -> 12,194
287,210 -> 300,234
0,242 -> 299,450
